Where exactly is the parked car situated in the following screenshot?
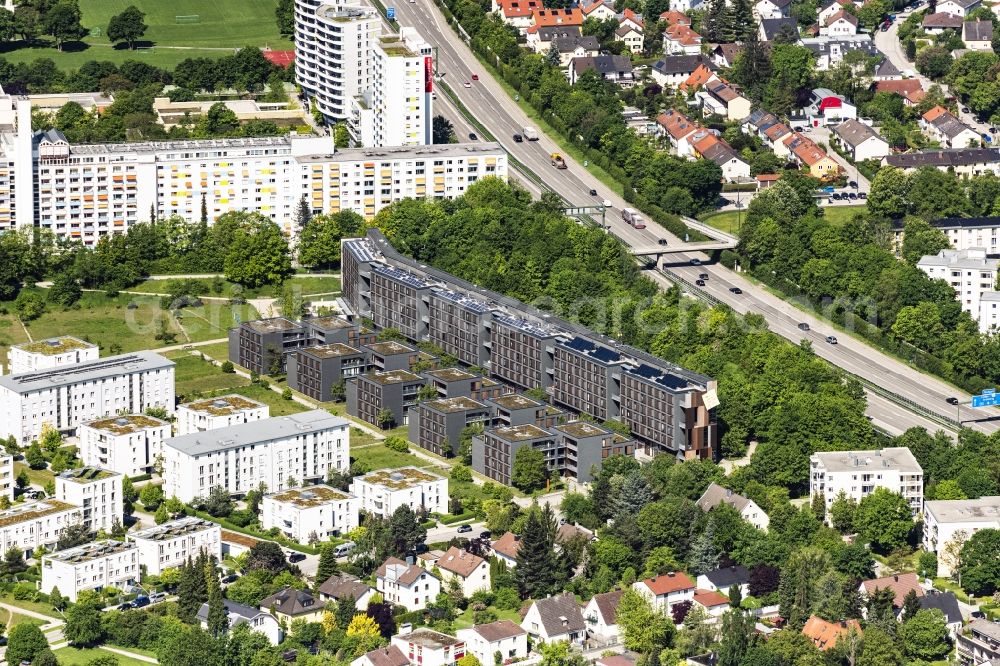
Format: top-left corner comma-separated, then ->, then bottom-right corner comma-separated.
289,552 -> 307,563
131,596 -> 150,609
333,542 -> 356,557
848,180 -> 858,188
221,574 -> 240,584
480,530 -> 492,539
457,524 -> 473,533
826,335 -> 838,344
859,192 -> 867,199
117,603 -> 132,611
798,322 -> 810,331
150,592 -> 168,604
729,287 -> 743,294
848,192 -> 858,199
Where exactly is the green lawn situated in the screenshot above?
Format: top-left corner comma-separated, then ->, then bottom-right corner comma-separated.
173,301 -> 259,343
351,443 -> 430,471
202,384 -> 308,416
54,646 -> 153,666
453,607 -> 521,630
14,290 -> 184,354
0,313 -> 30,371
0,594 -> 62,618
14,462 -> 55,490
128,276 -> 340,299
195,341 -> 231,362
166,351 -> 249,395
0,44 -> 246,70
701,204 -> 866,235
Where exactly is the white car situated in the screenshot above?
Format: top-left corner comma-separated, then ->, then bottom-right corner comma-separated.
602,199 -> 612,207
463,81 -> 471,88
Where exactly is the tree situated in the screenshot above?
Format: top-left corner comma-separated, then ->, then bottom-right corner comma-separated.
345,614 -> 382,656
48,271 -> 81,306
867,166 -> 909,219
901,588 -> 922,620
900,608 -> 949,660
384,505 -> 427,558
25,441 -> 45,469
31,649 -> 59,666
140,483 -> 164,510
64,592 -> 104,646
916,46 -> 953,79
615,588 -> 673,654
43,1 -> 86,50
204,485 -> 234,517
6,622 -> 48,665
959,528 -> 1000,595
854,488 -> 914,554
15,291 -> 45,321
57,521 -> 91,550
858,627 -> 903,666
718,609 -> 758,666
223,218 -> 292,288
246,541 -> 288,576
206,557 -> 228,637
511,446 -> 547,493
177,553 -> 210,623
433,115 -> 456,144
901,218 -> 950,265
107,5 -> 147,49
316,543 -> 339,585
13,5 -> 39,42
49,587 -> 65,612
154,503 -> 169,524
514,506 -> 559,599
2,546 -> 25,575
829,490 -> 857,534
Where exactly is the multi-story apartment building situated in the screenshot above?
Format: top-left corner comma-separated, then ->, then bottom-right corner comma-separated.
363,341 -> 431,372
0,455 -> 12,501
294,0 -> 379,123
347,369 -> 427,428
128,516 -> 222,576
229,318 -> 309,375
341,231 -> 718,460
550,421 -> 635,483
923,496 -> 1000,576
354,29 -> 434,147
0,499 -> 82,553
288,344 -> 367,402
175,395 -> 269,436
958,619 -> 1000,665
918,248 -> 999,322
161,410 -> 350,503
54,468 -> 123,534
8,336 -> 98,375
0,351 -> 175,445
41,540 -> 139,601
351,467 -> 448,518
427,289 -> 493,367
421,368 -> 507,401
810,447 -> 924,520
80,414 -> 170,477
408,397 -> 490,457
892,216 -> 1000,257
485,394 -> 563,428
261,485 -> 359,543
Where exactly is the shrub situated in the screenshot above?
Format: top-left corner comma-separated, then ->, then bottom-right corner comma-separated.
221,361 -> 235,373
384,436 -> 409,453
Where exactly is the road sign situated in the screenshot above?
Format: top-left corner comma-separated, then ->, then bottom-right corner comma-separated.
985,388 -> 996,395
387,6 -> 395,18
973,390 -> 998,408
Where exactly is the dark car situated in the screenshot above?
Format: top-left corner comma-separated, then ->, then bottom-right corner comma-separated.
695,279 -> 706,286
457,524 -> 473,533
513,133 -> 523,142
589,188 -> 598,196
699,273 -> 709,280
415,543 -> 429,554
859,192 -> 867,199
690,258 -> 701,265
468,132 -> 478,141
118,603 -> 132,611
729,287 -> 742,294
798,322 -> 810,331
826,335 -> 838,344
131,596 -> 150,609
658,239 -> 668,246
848,192 -> 858,199
479,530 -> 492,539
946,397 -> 960,405
289,552 -> 306,563
221,574 -> 239,584
848,181 -> 858,188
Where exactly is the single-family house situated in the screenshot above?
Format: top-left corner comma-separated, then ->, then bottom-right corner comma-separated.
658,109 -> 703,156
833,119 -> 890,160
874,79 -> 926,106
695,565 -> 750,596
616,24 -> 645,53
692,132 -> 752,181
860,572 -> 924,610
581,0 -> 617,20
785,134 -> 841,178
664,24 -> 702,54
521,593 -> 587,643
551,35 -> 601,66
693,589 -> 731,617
938,0 -> 981,17
198,599 -> 282,645
754,0 -> 792,20
922,12 -> 965,33
376,557 -> 441,611
318,573 -> 375,610
806,87 -> 858,125
964,20 -> 994,49
801,34 -> 876,70
633,572 -> 696,613
530,7 -> 584,30
619,8 -> 644,31
919,590 -> 963,635
680,63 -> 715,91
526,26 -> 580,53
352,645 -> 410,666
922,105 -> 981,148
802,616 -> 862,651
491,532 -> 520,568
710,42 -> 744,67
700,78 -> 752,120
259,587 -> 324,626
659,10 -> 691,25
817,0 -> 855,26
882,147 -> 1000,175
821,10 -> 859,36
493,0 -> 544,29
582,589 -> 623,641
436,547 -> 491,596
458,621 -> 528,665
696,482 -> 771,531
759,17 -> 799,41
650,55 -> 714,87
568,55 -> 635,85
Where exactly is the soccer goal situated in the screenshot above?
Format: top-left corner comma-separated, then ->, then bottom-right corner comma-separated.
175,14 -> 201,23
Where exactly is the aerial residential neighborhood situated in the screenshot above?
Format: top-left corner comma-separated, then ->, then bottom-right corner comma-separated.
4,0 -> 1000,663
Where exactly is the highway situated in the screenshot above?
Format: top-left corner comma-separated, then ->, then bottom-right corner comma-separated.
394,0 -> 1000,437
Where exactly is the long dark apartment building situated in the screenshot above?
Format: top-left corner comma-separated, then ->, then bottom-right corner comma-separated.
228,314 -> 375,376
408,396 -> 490,457
341,231 -> 719,459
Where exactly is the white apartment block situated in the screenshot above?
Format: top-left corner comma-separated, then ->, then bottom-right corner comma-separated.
352,28 -> 433,147
41,540 -> 139,601
261,485 -> 359,544
980,292 -> 1000,333
810,447 -> 924,520
8,337 -> 98,375
918,248 -> 999,322
924,496 -> 1000,576
162,410 -> 350,503
54,468 -> 123,534
79,414 -> 170,478
0,499 -> 82,553
294,0 -> 379,123
391,628 -> 466,666
0,455 -> 12,501
128,516 -> 222,576
175,395 -> 269,436
351,467 -> 448,519
0,351 -> 175,445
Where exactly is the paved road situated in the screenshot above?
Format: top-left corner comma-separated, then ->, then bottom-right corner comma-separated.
395,0 -> 1000,436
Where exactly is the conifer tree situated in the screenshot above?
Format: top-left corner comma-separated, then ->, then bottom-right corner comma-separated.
206,557 -> 227,636
514,506 -> 559,599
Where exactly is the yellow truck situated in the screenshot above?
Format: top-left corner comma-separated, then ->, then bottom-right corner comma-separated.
550,153 -> 567,169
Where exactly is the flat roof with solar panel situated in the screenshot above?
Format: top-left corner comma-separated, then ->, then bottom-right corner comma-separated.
431,287 -> 492,314
58,467 -> 120,483
0,351 -> 173,394
14,336 -> 96,356
46,539 -> 136,564
358,466 -> 444,490
371,263 -> 431,290
130,516 -> 218,542
0,499 -> 77,528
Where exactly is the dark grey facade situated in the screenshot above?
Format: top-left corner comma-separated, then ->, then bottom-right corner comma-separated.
422,368 -> 508,401
287,343 -> 366,402
370,265 -> 430,340
346,370 -> 427,428
408,396 -> 490,457
551,421 -> 635,483
552,337 -> 620,422
490,314 -> 558,391
228,318 -> 307,375
473,424 -> 557,486
484,394 -> 563,428
305,316 -> 378,347
427,288 -> 492,366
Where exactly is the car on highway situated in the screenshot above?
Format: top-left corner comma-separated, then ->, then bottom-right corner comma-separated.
589,189 -> 597,196
695,279 -> 706,286
289,552 -> 307,563
798,322 -> 810,331
602,199 -> 612,207
826,335 -> 838,344
463,81 -> 471,88
946,397 -> 960,405
690,258 -> 701,265
468,132 -> 477,141
471,73 -> 479,80
658,239 -> 668,246
880,21 -> 890,30
729,287 -> 742,294
512,134 -> 522,142
457,524 -> 473,533
699,273 -> 709,280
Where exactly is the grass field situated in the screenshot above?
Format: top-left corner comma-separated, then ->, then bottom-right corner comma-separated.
128,276 -> 341,298
14,461 -> 55,490
0,314 -> 30,370
0,594 -> 62,618
202,384 -> 308,416
701,204 -> 866,235
54,646 -> 152,666
0,607 -> 48,629
0,44 -> 249,69
351,443 -> 430,471
194,341 -> 230,362
173,301 -> 259,343
167,351 -> 250,395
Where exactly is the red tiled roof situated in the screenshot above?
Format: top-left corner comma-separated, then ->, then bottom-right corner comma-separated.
263,50 -> 295,68
666,23 -> 702,45
825,9 -> 858,24
621,8 -> 645,27
861,572 -> 924,608
496,0 -> 543,17
680,63 -> 714,91
656,109 -> 702,140
437,546 -> 486,578
923,105 -> 950,122
581,0 -> 609,14
491,532 -> 521,559
532,7 -> 583,27
659,10 -> 691,24
693,589 -> 730,608
802,616 -> 862,651
640,572 -> 695,595
756,173 -> 781,181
